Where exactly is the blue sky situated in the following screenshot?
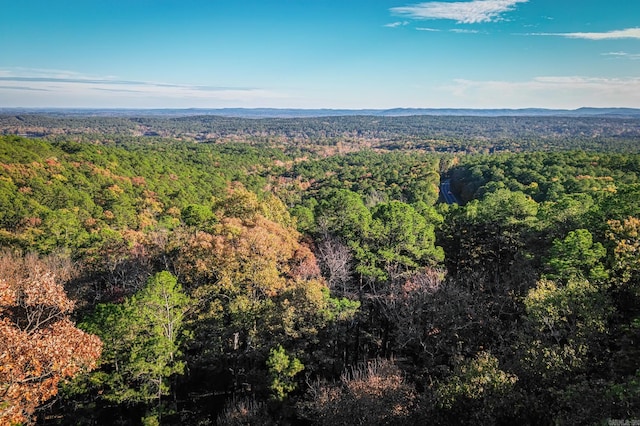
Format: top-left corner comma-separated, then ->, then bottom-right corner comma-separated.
1,0 -> 639,109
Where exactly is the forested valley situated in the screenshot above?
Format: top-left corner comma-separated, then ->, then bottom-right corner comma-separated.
1,114 -> 640,425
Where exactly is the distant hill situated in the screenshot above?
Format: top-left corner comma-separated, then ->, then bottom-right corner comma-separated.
1,107 -> 640,118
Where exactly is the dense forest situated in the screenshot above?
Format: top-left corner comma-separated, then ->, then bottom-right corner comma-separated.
3,113 -> 640,153
1,114 -> 639,425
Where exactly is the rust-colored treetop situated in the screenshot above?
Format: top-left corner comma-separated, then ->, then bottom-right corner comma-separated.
0,252 -> 102,425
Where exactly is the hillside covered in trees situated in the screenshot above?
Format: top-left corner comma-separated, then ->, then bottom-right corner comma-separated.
1,113 -> 639,425
3,113 -> 640,153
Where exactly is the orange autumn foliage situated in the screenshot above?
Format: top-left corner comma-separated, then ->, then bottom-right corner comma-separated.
178,215 -> 301,297
608,216 -> 640,287
0,252 -> 102,424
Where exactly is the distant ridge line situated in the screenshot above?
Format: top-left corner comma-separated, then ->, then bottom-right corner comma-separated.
1,107 -> 640,118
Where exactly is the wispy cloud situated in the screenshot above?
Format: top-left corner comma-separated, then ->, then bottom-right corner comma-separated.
0,85 -> 50,92
384,21 -> 409,28
602,51 -> 640,60
450,28 -> 480,33
92,87 -> 146,94
391,0 -> 528,24
0,68 -> 289,108
529,27 -> 640,40
1,67 -> 105,79
445,76 -> 640,108
415,27 -> 481,33
0,76 -> 141,86
0,74 -> 254,92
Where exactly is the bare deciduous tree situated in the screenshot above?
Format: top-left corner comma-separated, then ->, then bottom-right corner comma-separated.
316,235 -> 353,296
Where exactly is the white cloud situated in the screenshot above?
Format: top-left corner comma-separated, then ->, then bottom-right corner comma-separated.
445,76 -> 640,108
0,68 -> 289,108
531,27 -> 640,40
416,27 -> 441,31
391,0 -> 528,24
450,28 -> 480,33
602,51 -> 640,60
603,51 -> 627,56
384,21 -> 409,28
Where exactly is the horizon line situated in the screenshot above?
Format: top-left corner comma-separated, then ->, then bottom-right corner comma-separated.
2,106 -> 639,111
